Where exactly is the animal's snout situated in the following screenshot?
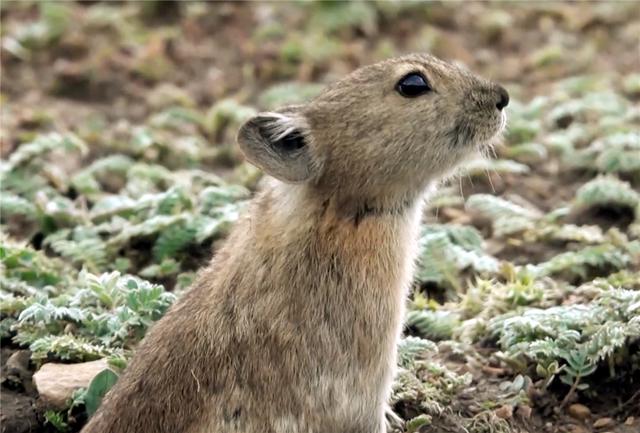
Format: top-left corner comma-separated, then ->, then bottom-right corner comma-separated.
495,85 -> 509,111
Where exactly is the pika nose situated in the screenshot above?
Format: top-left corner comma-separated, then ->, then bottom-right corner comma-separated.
495,86 -> 509,111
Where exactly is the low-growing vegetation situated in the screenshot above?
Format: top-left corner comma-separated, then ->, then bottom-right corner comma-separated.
1,2 -> 638,433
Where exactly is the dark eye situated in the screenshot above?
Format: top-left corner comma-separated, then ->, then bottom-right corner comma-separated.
396,73 -> 431,98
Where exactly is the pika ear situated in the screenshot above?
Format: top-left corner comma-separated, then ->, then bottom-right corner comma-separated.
237,109 -> 320,183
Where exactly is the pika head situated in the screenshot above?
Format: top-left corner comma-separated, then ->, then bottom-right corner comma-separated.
238,54 -> 508,209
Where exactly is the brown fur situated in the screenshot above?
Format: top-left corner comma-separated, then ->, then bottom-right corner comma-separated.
81,54 -> 507,433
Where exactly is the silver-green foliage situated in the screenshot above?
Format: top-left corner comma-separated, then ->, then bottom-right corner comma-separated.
506,81 -> 640,182
527,241 -> 638,281
1,239 -> 176,362
415,224 -> 499,290
466,194 -> 540,237
4,155 -> 248,275
488,284 -> 640,390
574,175 -> 640,213
392,337 -> 472,419
15,271 -> 175,361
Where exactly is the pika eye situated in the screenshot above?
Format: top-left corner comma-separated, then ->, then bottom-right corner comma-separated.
396,73 -> 431,98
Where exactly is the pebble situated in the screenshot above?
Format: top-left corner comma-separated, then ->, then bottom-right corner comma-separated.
4,350 -> 35,394
593,417 -> 614,429
567,403 -> 591,420
33,358 -> 109,409
6,351 -> 31,377
516,404 -> 532,419
481,365 -> 506,376
440,207 -> 472,224
495,404 -> 513,419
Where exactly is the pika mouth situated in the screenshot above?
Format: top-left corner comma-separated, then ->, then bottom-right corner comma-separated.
448,111 -> 506,149
480,110 -> 507,144
478,112 -> 507,156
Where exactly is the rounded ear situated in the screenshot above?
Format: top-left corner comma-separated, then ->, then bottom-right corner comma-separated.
236,108 -> 320,183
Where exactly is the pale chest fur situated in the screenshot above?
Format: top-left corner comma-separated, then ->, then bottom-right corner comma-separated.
247,196 -> 422,424
304,206 -> 422,422
190,186 -> 425,432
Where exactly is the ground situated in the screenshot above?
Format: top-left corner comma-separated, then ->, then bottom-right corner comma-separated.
1,2 -> 639,433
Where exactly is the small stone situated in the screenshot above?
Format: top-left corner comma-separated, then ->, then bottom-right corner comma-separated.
440,207 -> 471,224
495,404 -> 513,419
5,350 -> 35,393
624,417 -> 635,425
516,404 -> 532,419
6,350 -> 31,376
33,358 -> 109,409
593,417 -> 615,429
481,365 -> 506,376
568,403 -> 591,420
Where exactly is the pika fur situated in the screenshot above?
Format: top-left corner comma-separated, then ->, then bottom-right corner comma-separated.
81,53 -> 508,433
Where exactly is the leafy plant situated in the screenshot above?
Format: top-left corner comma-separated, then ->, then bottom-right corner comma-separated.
488,286 -> 640,391
405,309 -> 460,341
574,175 -> 640,213
397,336 -> 438,369
4,265 -> 176,362
466,194 -> 541,237
83,368 -> 119,416
415,224 -> 499,290
568,132 -> 640,176
44,409 -> 70,433
2,2 -> 72,59
528,238 -> 639,281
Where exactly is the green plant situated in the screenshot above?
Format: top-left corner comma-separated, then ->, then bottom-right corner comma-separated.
44,409 -> 69,432
3,265 -> 176,362
2,2 -> 72,59
83,368 -> 119,416
574,175 -> 640,213
528,238 -> 639,281
405,310 -> 460,341
488,286 -> 640,393
415,224 -> 499,290
466,194 -> 541,237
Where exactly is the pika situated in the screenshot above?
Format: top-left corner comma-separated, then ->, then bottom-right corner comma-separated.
81,53 -> 508,433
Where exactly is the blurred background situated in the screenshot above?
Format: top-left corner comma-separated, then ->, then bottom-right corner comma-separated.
2,1 -> 638,155
1,2 -> 639,433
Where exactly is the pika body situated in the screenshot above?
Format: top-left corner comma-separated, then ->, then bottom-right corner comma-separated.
82,53 -> 508,433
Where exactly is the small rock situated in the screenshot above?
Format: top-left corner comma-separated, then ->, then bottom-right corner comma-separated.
568,403 -> 591,420
6,350 -> 31,375
593,417 -> 615,429
33,358 -> 109,409
7,350 -> 31,371
516,404 -> 532,419
440,207 -> 471,224
4,350 -> 35,393
481,365 -> 506,376
624,417 -> 635,425
495,404 -> 513,419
